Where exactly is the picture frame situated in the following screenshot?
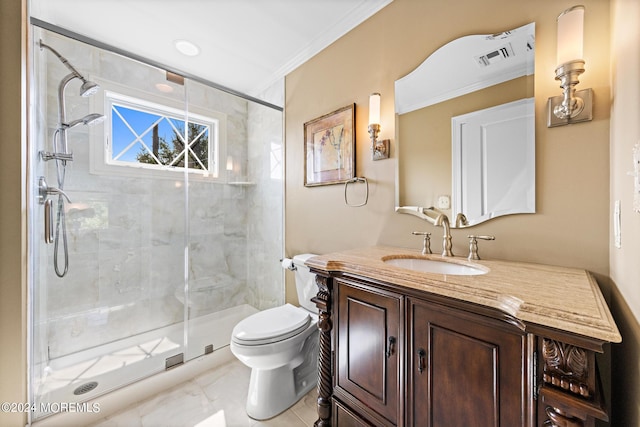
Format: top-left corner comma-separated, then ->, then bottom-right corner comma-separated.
304,104 -> 355,187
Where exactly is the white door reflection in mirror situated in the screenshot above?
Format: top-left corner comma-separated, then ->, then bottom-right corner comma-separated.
451,98 -> 535,226
394,22 -> 535,228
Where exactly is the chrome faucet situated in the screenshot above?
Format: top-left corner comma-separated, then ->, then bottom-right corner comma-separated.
434,214 -> 453,257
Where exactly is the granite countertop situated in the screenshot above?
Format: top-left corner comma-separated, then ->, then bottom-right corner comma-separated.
306,245 -> 621,344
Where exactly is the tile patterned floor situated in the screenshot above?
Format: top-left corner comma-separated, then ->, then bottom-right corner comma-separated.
90,359 -> 317,427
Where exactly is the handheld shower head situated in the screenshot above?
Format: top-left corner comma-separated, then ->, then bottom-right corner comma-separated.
63,113 -> 105,130
39,39 -> 101,97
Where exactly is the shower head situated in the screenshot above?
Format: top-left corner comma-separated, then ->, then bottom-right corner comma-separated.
80,80 -> 100,97
63,113 -> 105,130
39,39 -> 101,97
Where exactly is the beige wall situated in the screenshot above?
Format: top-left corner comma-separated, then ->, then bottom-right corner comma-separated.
285,0 -> 611,303
0,0 -> 27,426
610,0 -> 640,425
285,0 -> 640,423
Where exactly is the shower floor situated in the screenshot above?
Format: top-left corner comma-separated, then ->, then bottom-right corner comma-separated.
33,304 -> 258,416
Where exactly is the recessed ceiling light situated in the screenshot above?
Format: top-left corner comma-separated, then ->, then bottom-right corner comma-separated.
155,83 -> 173,93
174,39 -> 200,56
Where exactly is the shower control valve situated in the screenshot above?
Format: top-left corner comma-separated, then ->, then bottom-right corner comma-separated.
38,176 -> 71,204
40,150 -> 74,162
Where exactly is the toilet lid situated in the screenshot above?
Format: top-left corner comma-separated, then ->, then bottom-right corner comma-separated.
232,303 -> 312,345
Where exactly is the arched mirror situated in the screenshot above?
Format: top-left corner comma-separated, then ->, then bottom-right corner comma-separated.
395,22 -> 535,227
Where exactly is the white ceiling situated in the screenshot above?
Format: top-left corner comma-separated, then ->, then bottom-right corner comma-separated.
30,0 -> 393,107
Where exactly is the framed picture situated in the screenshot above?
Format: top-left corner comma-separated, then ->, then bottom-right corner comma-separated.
304,104 -> 355,186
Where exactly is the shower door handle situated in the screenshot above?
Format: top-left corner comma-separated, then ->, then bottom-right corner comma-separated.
44,199 -> 54,244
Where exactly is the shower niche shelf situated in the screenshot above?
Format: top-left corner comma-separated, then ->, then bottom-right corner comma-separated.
227,181 -> 256,186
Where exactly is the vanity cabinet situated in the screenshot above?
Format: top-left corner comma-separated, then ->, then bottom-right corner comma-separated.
328,276 -> 532,427
308,247 -> 620,427
407,297 -> 531,427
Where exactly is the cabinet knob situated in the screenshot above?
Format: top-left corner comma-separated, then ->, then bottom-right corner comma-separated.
386,336 -> 396,358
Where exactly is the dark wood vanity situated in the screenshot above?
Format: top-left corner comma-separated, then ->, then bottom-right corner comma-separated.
308,246 -> 621,427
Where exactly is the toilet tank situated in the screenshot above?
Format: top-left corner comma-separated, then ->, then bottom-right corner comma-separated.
292,254 -> 318,313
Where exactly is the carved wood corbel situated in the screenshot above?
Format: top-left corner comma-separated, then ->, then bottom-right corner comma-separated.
311,273 -> 333,427
542,338 -> 591,398
538,338 -> 607,427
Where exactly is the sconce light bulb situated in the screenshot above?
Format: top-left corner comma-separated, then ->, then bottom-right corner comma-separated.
368,92 -> 389,160
369,93 -> 381,126
547,5 -> 592,127
557,5 -> 584,65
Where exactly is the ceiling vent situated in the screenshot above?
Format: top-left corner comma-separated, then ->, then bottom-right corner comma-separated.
475,43 -> 515,67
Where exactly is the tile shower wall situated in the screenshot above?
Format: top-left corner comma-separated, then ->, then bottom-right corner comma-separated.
37,30 -> 283,359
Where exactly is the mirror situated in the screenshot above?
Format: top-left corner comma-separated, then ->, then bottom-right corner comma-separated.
395,22 -> 535,227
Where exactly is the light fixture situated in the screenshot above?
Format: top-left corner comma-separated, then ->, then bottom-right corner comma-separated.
174,39 -> 200,57
155,83 -> 173,93
368,93 -> 390,160
547,5 -> 593,127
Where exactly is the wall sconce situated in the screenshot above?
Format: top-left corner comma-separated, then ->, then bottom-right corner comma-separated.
369,93 -> 390,160
547,5 -> 593,127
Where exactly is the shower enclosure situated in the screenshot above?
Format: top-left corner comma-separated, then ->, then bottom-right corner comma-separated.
29,26 -> 284,420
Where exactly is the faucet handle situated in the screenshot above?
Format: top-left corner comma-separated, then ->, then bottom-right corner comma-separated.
467,235 -> 495,260
412,231 -> 432,255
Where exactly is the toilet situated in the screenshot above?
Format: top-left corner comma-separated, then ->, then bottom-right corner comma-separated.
230,253 -> 319,420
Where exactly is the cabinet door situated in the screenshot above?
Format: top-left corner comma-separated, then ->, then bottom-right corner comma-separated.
333,399 -> 374,427
336,280 -> 401,425
408,298 -> 528,427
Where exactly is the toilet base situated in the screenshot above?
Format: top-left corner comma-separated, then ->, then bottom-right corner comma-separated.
245,333 -> 318,420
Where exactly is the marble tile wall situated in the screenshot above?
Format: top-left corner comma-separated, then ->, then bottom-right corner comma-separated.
246,102 -> 285,310
34,29 -> 283,360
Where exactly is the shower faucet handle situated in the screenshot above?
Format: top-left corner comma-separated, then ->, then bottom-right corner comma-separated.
38,176 -> 71,204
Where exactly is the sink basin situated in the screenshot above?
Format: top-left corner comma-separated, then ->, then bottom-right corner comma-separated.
383,257 -> 487,276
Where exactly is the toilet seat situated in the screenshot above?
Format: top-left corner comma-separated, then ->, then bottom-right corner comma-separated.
232,304 -> 311,346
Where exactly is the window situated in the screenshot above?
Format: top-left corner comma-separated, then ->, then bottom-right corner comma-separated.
102,91 -> 224,179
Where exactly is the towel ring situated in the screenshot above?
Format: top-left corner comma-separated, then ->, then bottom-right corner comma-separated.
344,177 -> 368,207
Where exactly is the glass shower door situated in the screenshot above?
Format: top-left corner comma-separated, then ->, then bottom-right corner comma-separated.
30,28 -> 188,417
182,79 -> 284,364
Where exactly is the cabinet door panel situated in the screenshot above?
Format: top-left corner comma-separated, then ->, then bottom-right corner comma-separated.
347,297 -> 387,399
337,281 -> 401,424
430,325 -> 499,426
409,298 -> 526,427
333,399 -> 374,427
